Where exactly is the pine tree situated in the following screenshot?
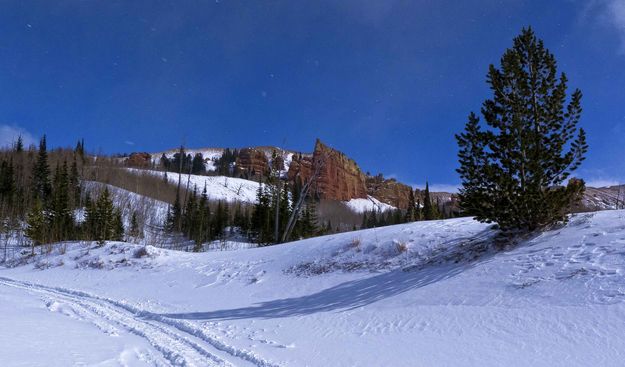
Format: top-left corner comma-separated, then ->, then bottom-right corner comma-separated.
0,159 -> 15,213
26,198 -> 46,253
456,27 -> 588,231
112,208 -> 125,241
50,161 -> 74,241
300,197 -> 318,238
212,201 -> 228,239
70,159 -> 81,209
129,211 -> 141,240
166,193 -> 182,232
422,182 -> 437,220
94,188 -> 116,245
405,188 -> 417,222
83,193 -> 96,239
197,184 -> 211,242
251,180 -> 273,244
32,135 -> 51,202
14,135 -> 23,152
191,153 -> 206,175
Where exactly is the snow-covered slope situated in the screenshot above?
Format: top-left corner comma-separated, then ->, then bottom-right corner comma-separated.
344,195 -> 396,213
153,146 -> 300,173
128,169 -> 262,205
2,211 -> 625,366
153,147 -> 225,171
83,181 -> 171,244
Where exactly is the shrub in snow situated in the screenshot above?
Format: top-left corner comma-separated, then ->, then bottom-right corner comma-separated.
133,246 -> 149,259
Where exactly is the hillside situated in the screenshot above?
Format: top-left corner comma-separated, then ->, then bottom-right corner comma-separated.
1,211 -> 624,366
127,140 -> 622,215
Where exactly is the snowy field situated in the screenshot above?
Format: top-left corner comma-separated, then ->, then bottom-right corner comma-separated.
1,211 -> 625,366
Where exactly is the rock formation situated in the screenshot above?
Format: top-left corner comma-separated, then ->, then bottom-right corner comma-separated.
126,152 -> 152,168
288,140 -> 368,201
366,174 -> 414,209
235,148 -> 270,178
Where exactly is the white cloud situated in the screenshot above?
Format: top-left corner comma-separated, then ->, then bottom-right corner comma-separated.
583,0 -> 625,52
607,0 -> 625,50
125,140 -> 135,146
0,124 -> 36,149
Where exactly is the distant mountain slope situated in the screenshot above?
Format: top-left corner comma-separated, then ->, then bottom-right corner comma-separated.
127,139 -> 624,215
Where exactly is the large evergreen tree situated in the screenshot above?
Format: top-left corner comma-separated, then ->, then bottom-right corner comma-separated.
422,182 -> 438,220
456,27 -> 588,231
32,135 -> 51,202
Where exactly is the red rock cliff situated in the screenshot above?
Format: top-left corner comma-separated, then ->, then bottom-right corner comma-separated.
235,148 -> 270,177
126,152 -> 152,168
288,140 -> 368,201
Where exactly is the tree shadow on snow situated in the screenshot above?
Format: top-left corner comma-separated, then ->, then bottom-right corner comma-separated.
161,230 -> 499,320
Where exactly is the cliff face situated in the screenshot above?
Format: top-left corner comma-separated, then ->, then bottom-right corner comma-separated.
366,175 -> 414,209
235,148 -> 270,178
288,140 -> 368,201
126,152 -> 152,168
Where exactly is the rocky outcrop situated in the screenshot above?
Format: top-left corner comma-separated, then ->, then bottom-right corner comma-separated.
366,174 -> 414,209
126,152 -> 152,168
287,153 -> 313,182
288,140 -> 368,201
235,148 -> 270,178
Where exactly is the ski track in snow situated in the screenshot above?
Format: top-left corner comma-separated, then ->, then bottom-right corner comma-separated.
0,277 -> 281,367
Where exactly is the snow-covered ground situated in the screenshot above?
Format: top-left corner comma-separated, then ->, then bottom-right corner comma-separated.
344,195 -> 396,213
128,169 -> 262,205
153,148 -> 225,172
2,211 -> 625,366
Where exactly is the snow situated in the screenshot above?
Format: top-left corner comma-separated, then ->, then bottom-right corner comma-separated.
127,169 -> 262,205
152,147 -> 299,173
152,148 -> 225,172
344,195 -> 396,213
83,181 -> 171,245
2,211 -> 625,366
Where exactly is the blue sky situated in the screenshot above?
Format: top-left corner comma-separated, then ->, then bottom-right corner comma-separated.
0,0 -> 624,190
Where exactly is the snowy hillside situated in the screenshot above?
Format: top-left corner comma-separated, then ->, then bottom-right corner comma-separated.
83,181 -> 171,245
2,211 -> 625,366
153,148 -> 225,172
128,168 -> 382,215
128,169 -> 263,205
153,147 -> 298,173
344,195 -> 396,213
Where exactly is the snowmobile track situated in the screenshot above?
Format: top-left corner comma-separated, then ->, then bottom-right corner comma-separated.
0,276 -> 280,367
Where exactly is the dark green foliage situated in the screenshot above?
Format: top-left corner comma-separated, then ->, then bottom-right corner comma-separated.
404,189 -> 417,222
14,136 -> 23,153
129,211 -> 141,239
25,198 -> 45,253
299,197 -> 318,238
112,208 -> 125,241
0,159 -> 15,211
84,188 -> 121,245
74,139 -> 85,159
456,27 -> 588,231
166,194 -> 182,232
160,147 -> 194,174
32,135 -> 52,202
49,161 -> 73,242
251,180 -> 273,244
214,148 -> 239,176
191,153 -> 206,174
422,182 -> 439,220
70,159 -> 81,208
